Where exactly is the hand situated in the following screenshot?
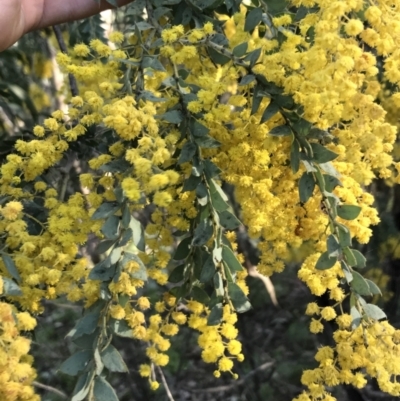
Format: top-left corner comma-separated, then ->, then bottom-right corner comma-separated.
0,0 -> 133,52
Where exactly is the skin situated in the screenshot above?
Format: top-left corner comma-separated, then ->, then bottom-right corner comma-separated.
0,0 -> 133,52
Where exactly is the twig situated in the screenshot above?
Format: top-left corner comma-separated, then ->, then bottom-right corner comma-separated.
52,25 -> 79,97
33,381 -> 68,399
156,366 -> 175,401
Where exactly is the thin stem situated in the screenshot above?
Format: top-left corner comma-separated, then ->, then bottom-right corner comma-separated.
156,365 -> 176,401
33,381 -> 68,399
52,25 -> 79,97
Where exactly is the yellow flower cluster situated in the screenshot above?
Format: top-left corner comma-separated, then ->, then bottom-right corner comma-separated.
0,302 -> 38,401
188,302 -> 244,376
295,320 -> 400,400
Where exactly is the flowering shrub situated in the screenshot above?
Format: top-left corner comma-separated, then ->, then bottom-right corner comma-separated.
1,0 -> 400,400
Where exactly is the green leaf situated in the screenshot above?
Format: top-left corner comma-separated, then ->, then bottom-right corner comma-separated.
200,254 -> 215,283
173,237 -> 192,260
168,264 -> 185,283
222,246 -> 243,272
227,282 -> 251,313
59,350 -> 92,376
350,304 -> 362,329
192,219 -> 213,247
92,202 -> 120,220
218,210 -> 241,230
323,174 -> 342,192
268,0 -> 288,14
182,175 -> 202,192
365,279 -> 382,296
207,47 -> 230,65
195,135 -> 221,148
245,48 -> 261,67
337,224 -> 351,247
191,120 -> 209,137
129,217 -> 145,252
207,178 -> 229,212
158,110 -> 183,124
101,344 -> 128,373
118,228 -> 132,247
95,239 -> 116,255
351,271 -> 371,296
101,215 -> 119,239
260,101 -> 279,124
363,303 -> 386,320
293,118 -> 312,136
191,286 -> 210,304
196,183 -> 208,206
138,90 -> 166,102
2,277 -> 22,296
121,205 -> 131,229
269,125 -> 292,136
93,376 -> 119,401
291,138 -> 300,174
72,372 -> 94,401
319,162 -> 340,178
1,253 -> 21,282
89,260 -> 116,281
208,303 -> 223,325
232,42 -> 248,57
337,205 -> 361,220
69,310 -> 101,340
315,251 -> 337,270
352,249 -> 366,268
110,319 -> 134,338
239,74 -> 256,86
327,234 -> 340,257
341,261 -> 353,283
310,143 -> 338,163
275,95 -> 294,109
203,160 -> 221,178
251,84 -> 263,115
298,172 -> 315,203
343,247 -> 357,267
73,329 -> 100,349
244,7 -> 263,31
178,142 -> 197,164
314,166 -> 326,191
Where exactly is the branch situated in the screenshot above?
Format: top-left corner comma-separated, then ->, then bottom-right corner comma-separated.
156,366 -> 175,401
33,381 -> 68,399
52,25 -> 79,97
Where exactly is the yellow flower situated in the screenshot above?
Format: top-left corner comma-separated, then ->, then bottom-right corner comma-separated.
1,201 -> 23,221
227,340 -> 242,355
109,31 -> 125,44
321,307 -> 337,321
161,324 -> 179,336
345,19 -> 364,36
74,43 -> 90,57
139,364 -> 151,377
150,381 -> 160,390
218,357 -> 234,372
16,312 -> 37,331
305,302 -> 320,316
109,304 -> 126,320
33,125 -> 45,137
310,319 -> 324,334
137,297 -> 151,310
172,311 -> 187,324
